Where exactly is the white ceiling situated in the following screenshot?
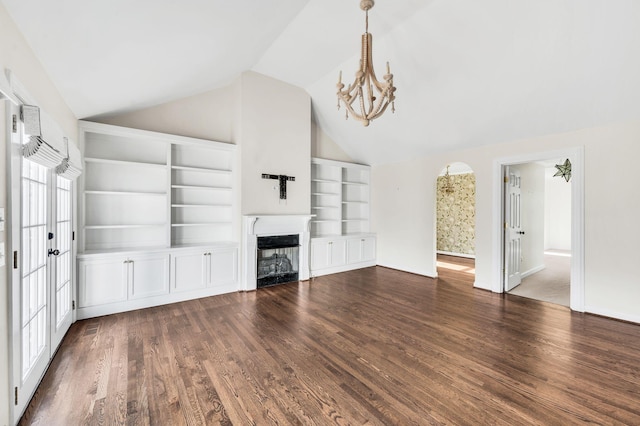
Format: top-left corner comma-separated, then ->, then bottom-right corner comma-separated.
3,0 -> 640,165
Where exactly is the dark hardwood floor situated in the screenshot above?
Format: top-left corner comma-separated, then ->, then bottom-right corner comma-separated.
20,261 -> 640,425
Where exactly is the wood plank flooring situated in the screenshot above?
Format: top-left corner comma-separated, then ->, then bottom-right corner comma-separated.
19,262 -> 640,425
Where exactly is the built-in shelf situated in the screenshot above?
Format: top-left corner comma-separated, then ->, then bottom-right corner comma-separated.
84,224 -> 165,230
85,190 -> 167,196
79,121 -> 237,251
171,222 -> 232,227
171,165 -> 231,174
171,184 -> 232,191
84,157 -> 166,169
311,158 -> 371,237
171,204 -> 231,208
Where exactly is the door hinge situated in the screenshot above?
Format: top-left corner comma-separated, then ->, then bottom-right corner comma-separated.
72,300 -> 76,310
13,251 -> 18,269
72,231 -> 75,241
504,176 -> 509,183
12,114 -> 17,133
15,387 -> 18,405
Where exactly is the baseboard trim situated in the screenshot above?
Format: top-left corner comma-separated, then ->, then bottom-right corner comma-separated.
437,251 -> 476,259
584,305 -> 640,325
521,264 -> 545,279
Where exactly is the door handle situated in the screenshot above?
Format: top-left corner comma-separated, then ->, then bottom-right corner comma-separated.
48,248 -> 60,257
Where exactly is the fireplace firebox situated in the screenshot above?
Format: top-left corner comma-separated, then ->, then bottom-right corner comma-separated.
256,234 -> 299,288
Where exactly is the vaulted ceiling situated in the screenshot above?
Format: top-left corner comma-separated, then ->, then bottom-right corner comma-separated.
3,0 -> 640,165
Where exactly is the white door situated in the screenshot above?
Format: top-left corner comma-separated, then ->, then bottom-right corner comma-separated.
504,167 -> 523,291
51,176 -> 74,350
10,107 -> 74,421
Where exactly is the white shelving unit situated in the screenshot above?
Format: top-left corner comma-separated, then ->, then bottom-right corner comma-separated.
310,158 -> 375,276
170,143 -> 234,245
311,158 -> 371,237
77,121 -> 239,318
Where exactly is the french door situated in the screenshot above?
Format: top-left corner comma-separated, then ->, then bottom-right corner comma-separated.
10,107 -> 74,421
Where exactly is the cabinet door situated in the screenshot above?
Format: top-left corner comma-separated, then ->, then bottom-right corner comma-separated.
346,238 -> 363,263
171,251 -> 207,292
129,254 -> 170,299
362,237 -> 376,262
310,240 -> 330,270
208,248 -> 238,288
78,258 -> 127,307
329,239 -> 347,267
346,236 -> 376,264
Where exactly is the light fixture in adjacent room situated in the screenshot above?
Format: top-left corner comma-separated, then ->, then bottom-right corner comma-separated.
336,0 -> 396,126
443,165 -> 455,194
553,158 -> 572,182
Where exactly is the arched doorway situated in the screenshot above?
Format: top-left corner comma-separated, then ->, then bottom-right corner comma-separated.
435,162 -> 476,280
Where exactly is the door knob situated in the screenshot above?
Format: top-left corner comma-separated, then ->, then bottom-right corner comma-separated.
48,248 -> 60,257
518,231 -> 525,235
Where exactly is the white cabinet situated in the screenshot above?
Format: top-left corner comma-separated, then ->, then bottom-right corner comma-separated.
209,248 -> 238,289
77,244 -> 238,319
78,253 -> 169,308
77,122 -> 240,319
311,238 -> 347,271
346,236 -> 376,264
172,250 -> 208,292
170,246 -> 238,293
310,235 -> 375,277
311,158 -> 375,277
78,257 -> 128,307
128,254 -> 170,299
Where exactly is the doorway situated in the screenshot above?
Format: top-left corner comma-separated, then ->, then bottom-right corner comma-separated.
435,162 -> 476,280
8,103 -> 74,422
493,148 -> 584,312
504,161 -> 572,307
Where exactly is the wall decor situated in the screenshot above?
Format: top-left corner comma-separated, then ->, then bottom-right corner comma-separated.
553,158 -> 572,182
262,173 -> 295,200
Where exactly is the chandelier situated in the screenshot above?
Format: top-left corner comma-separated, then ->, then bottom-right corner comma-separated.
443,165 -> 455,194
336,0 -> 396,126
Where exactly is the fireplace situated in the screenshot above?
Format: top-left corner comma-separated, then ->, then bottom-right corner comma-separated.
257,234 -> 299,288
242,215 -> 313,291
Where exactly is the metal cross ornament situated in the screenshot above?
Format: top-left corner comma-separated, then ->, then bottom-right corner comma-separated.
262,174 -> 295,200
553,159 -> 572,182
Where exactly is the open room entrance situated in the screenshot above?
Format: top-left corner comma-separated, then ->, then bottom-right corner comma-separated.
495,147 -> 584,312
504,161 -> 572,307
435,162 -> 476,279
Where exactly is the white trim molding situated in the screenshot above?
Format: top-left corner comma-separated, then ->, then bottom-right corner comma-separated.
492,147 -> 585,313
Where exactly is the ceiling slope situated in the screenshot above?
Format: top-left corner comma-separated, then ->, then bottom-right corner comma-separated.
3,0 -> 640,165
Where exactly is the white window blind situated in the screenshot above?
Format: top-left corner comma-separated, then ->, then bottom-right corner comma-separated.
5,69 -> 83,179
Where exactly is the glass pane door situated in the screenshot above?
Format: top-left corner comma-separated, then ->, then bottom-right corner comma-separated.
51,176 -> 73,349
16,159 -> 51,417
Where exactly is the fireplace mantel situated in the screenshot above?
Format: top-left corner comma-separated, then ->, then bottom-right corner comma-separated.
242,215 -> 313,291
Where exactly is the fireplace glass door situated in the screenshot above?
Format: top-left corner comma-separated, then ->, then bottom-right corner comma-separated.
257,234 -> 299,288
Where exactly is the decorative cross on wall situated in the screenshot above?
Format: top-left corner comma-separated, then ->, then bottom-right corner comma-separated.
262,173 -> 296,200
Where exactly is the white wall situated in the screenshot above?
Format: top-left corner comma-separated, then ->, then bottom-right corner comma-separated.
311,120 -> 352,163
96,85 -> 236,143
545,168 -> 572,250
512,163 -> 545,276
372,118 -> 640,323
238,71 -> 310,215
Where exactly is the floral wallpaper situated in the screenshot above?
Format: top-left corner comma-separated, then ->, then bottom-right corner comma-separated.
436,173 -> 476,255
